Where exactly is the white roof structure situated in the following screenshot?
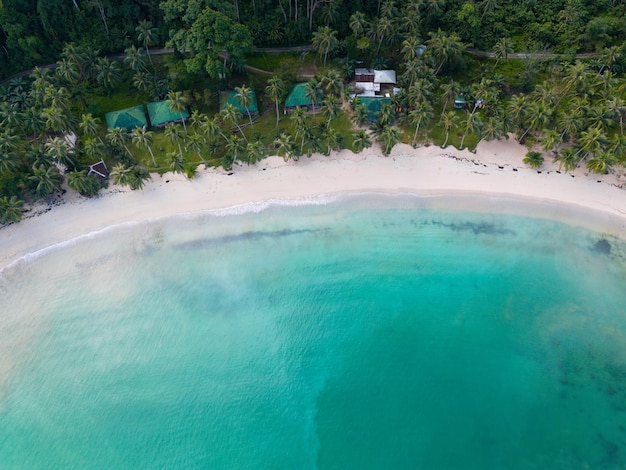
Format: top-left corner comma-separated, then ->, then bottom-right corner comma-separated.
374,70 -> 396,84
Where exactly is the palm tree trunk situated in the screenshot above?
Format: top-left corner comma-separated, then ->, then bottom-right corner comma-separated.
275,102 -> 280,127
413,121 -> 420,144
147,145 -> 157,167
443,131 -> 450,147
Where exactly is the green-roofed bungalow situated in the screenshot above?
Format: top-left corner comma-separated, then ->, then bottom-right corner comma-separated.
354,96 -> 392,122
105,105 -> 148,131
220,90 -> 258,114
146,100 -> 190,127
284,83 -> 320,112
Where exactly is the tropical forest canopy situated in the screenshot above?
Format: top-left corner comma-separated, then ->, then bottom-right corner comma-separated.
2,0 -> 626,79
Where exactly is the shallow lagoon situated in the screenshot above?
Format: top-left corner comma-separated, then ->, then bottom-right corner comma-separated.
1,194 -> 626,469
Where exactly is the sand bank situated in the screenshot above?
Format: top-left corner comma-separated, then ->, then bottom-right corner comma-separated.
2,137 -> 626,271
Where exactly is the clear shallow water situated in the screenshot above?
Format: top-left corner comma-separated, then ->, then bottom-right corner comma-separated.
1,195 -> 626,469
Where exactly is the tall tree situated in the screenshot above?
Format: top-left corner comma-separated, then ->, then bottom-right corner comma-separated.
136,20 -> 158,70
266,77 -> 286,128
167,91 -> 189,132
426,29 -> 465,75
234,85 -> 254,128
312,26 -> 339,67
131,126 -> 157,167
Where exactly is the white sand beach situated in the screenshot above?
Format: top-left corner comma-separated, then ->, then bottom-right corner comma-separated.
2,136 -> 626,271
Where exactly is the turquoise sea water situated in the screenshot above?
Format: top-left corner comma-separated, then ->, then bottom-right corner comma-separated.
1,194 -> 626,469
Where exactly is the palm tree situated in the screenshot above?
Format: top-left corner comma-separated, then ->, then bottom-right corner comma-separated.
369,16 -> 393,54
129,166 -> 151,190
107,127 -> 135,162
167,91 -> 189,132
200,116 -> 229,144
0,196 -> 24,224
78,113 -> 102,140
553,148 -> 580,172
245,140 -> 266,165
378,102 -> 395,127
45,137 -> 77,170
93,57 -> 121,95
523,151 -> 544,169
131,126 -> 157,167
320,70 -> 343,98
225,135 -> 244,169
290,107 -> 308,154
351,100 -> 368,126
349,12 -> 368,37
401,37 -> 422,63
124,45 -> 145,72
578,125 -> 606,159
167,151 -> 187,175
479,117 -> 504,143
439,80 -> 461,116
322,96 -> 341,128
265,77 -> 285,128
186,132 -> 210,166
164,123 -> 186,158
110,163 -> 133,187
221,104 -> 246,141
136,20 -> 158,70
30,164 -> 63,199
234,85 -> 254,128
459,113 -> 483,149
586,150 -> 615,174
352,129 -> 372,153
67,170 -> 101,196
311,26 -> 339,66
493,37 -> 513,68
426,29 -> 465,75
274,133 -> 296,161
324,127 -> 342,155
304,78 -> 323,107
379,126 -> 400,155
410,101 -> 434,144
598,45 -> 621,75
440,111 -> 459,147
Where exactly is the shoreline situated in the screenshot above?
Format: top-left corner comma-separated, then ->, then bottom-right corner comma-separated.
2,137 -> 626,272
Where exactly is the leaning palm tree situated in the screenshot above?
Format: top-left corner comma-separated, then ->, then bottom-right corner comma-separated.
352,129 -> 372,153
136,20 -> 158,70
124,45 -> 146,72
131,126 -> 157,167
221,104 -> 247,141
379,126 -> 400,155
164,123 -> 186,158
234,85 -> 254,128
245,140 -> 266,165
274,133 -> 296,161
225,135 -> 244,169
167,151 -> 187,175
321,96 -> 341,128
409,101 -> 434,145
426,29 -> 465,75
553,147 -> 579,172
311,26 -> 339,66
167,91 -> 189,131
586,150 -> 615,174
440,111 -> 459,147
186,131 -> 210,166
106,127 -> 135,162
265,77 -> 285,128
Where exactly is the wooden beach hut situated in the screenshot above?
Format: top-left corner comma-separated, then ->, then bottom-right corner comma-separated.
104,105 -> 148,131
146,100 -> 190,127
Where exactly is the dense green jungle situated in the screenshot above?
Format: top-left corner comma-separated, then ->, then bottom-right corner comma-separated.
1,0 -> 626,224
